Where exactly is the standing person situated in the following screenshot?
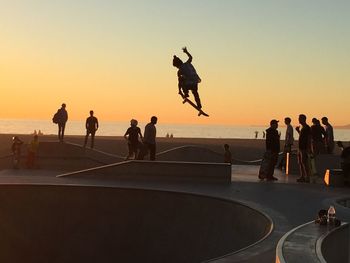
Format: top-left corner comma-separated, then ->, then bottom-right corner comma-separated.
124,119 -> 143,160
137,116 -> 158,161
321,117 -> 334,154
296,114 -> 312,183
258,120 -> 280,181
311,118 -> 326,155
11,136 -> 23,169
54,103 -> 68,142
84,110 -> 99,148
277,117 -> 294,170
173,47 -> 202,109
26,135 -> 39,168
224,144 -> 232,164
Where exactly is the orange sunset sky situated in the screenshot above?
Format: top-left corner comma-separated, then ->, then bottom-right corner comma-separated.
1,1 -> 349,126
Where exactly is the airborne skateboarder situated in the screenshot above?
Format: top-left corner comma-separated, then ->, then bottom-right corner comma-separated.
173,47 -> 202,109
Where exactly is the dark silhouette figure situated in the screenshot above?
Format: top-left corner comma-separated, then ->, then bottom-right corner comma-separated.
311,118 -> 326,155
277,117 -> 294,170
124,119 -> 143,160
224,144 -> 232,164
54,103 -> 68,142
262,131 -> 266,139
259,120 -> 280,181
254,131 -> 259,139
137,116 -> 158,161
321,117 -> 334,154
296,114 -> 312,183
26,134 -> 39,168
12,136 -> 23,169
84,110 -> 99,148
173,47 -> 202,109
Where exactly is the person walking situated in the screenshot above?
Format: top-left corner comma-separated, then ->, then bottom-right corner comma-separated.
84,110 -> 99,148
296,114 -> 312,183
321,117 -> 334,154
137,116 -> 158,161
124,119 -> 143,160
54,103 -> 68,142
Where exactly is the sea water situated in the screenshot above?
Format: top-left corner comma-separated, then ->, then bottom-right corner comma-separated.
1,118 -> 350,141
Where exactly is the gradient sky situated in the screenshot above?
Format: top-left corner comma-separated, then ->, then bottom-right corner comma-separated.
1,0 -> 349,125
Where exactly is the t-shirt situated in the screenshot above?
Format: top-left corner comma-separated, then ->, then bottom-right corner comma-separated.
144,123 -> 156,144
178,62 -> 200,87
285,124 -> 294,146
299,124 -> 311,150
86,116 -> 98,131
125,127 -> 141,144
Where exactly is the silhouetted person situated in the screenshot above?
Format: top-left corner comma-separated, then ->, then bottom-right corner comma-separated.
254,131 -> 259,139
84,110 -> 99,148
224,144 -> 232,164
261,120 -> 280,181
55,103 -> 68,142
321,117 -> 334,154
26,134 -> 39,168
124,119 -> 143,160
173,47 -> 202,109
262,131 -> 266,139
296,114 -> 312,183
311,118 -> 326,155
278,117 -> 294,170
137,116 -> 158,161
12,136 -> 23,169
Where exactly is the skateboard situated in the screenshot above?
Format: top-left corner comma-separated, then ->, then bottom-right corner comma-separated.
180,95 -> 209,117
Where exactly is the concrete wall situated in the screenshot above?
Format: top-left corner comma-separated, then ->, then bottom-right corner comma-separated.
0,185 -> 272,263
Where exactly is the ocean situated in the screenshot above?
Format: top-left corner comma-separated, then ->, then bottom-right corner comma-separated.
1,118 -> 350,141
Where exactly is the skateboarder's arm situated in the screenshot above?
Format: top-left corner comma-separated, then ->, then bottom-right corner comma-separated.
182,47 -> 192,63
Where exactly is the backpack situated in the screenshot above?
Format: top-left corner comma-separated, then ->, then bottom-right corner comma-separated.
52,112 -> 59,124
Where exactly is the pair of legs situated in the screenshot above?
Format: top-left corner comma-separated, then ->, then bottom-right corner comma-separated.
137,142 -> 156,161
182,84 -> 202,109
58,123 -> 66,142
259,151 -> 278,180
297,150 -> 310,182
84,130 -> 96,148
126,142 -> 141,160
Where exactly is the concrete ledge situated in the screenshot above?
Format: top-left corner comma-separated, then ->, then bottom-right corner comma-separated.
276,221 -> 349,263
57,160 -> 232,183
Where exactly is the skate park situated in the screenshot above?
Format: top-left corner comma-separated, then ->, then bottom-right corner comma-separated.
0,140 -> 349,263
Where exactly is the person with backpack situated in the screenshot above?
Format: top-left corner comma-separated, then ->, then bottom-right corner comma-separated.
53,103 -> 68,142
173,47 -> 202,109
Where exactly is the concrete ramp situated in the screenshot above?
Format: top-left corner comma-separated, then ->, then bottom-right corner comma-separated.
57,160 -> 232,183
0,185 -> 272,263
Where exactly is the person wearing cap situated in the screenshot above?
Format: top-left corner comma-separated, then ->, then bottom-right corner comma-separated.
124,119 -> 143,160
321,117 -> 334,154
259,119 -> 280,181
84,110 -> 99,149
54,103 -> 68,142
296,114 -> 312,183
173,47 -> 202,109
277,117 -> 294,170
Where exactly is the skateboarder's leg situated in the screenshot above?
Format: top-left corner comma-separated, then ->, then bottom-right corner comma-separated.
191,84 -> 202,109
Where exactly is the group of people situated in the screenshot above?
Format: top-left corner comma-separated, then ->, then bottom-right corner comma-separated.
259,114 -> 334,183
53,103 -> 159,161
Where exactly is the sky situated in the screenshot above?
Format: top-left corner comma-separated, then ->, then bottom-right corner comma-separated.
1,0 -> 350,126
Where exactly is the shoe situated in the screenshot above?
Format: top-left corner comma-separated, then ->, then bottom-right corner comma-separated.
297,177 -> 305,183
184,93 -> 189,98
